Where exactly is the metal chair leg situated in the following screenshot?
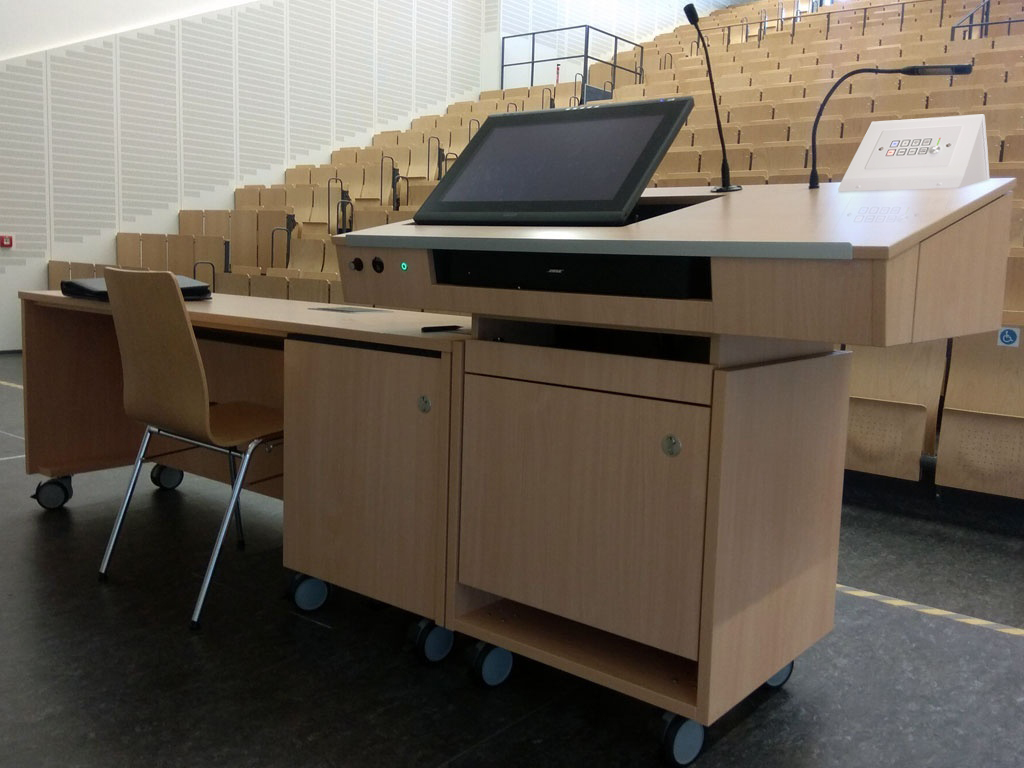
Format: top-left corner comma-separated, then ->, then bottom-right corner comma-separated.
190,438 -> 260,629
99,427 -> 154,580
227,451 -> 245,550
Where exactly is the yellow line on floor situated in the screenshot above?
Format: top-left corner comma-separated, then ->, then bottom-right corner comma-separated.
0,380 -> 22,390
836,584 -> 1023,637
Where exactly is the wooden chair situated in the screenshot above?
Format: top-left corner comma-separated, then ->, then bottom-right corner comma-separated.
751,142 -> 808,171
178,211 -> 204,236
98,268 -> 284,628
740,119 -> 790,145
692,124 -> 740,147
726,102 -> 774,124
751,69 -> 795,87
288,237 -> 326,272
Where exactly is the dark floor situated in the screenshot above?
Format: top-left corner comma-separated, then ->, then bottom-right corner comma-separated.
1,350 -> 1021,767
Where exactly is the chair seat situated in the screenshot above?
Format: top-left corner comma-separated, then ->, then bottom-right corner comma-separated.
208,401 -> 283,448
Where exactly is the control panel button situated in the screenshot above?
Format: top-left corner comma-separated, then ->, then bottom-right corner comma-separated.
349,257 -> 363,271
372,256 -> 384,274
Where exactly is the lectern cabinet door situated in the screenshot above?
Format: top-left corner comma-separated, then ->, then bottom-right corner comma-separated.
283,339 -> 451,620
459,375 -> 710,660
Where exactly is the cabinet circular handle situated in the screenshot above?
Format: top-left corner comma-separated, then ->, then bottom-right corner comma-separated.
662,435 -> 681,457
418,395 -> 432,413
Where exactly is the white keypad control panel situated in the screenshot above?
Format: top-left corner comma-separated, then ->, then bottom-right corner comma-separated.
865,125 -> 962,170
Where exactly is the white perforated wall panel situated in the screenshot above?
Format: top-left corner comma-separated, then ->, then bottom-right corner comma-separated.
181,13 -> 236,201
451,0 -> 483,95
0,56 -> 48,268
118,26 -> 181,224
288,0 -> 333,161
483,0 -> 500,34
237,1 -> 287,177
335,0 -> 376,142
48,40 -> 118,245
375,0 -> 415,126
415,0 -> 450,111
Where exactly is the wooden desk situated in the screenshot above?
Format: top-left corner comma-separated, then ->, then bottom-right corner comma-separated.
333,182 -> 1013,728
20,291 -> 468,623
20,180 -> 1014,759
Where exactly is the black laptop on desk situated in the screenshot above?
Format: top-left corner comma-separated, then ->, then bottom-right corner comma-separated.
61,275 -> 212,301
413,97 -> 694,227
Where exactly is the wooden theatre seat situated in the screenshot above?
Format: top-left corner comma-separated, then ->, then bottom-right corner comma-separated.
935,330 -> 1024,498
845,340 -> 948,480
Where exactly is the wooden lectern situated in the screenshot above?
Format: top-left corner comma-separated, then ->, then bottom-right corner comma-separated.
335,181 -> 1012,736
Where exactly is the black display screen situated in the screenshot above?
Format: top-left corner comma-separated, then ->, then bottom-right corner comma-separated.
414,97 -> 693,226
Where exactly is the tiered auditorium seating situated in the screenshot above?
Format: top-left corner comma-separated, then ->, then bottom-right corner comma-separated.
61,0 -> 1024,500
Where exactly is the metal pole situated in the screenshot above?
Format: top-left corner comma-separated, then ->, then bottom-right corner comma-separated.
581,26 -> 591,103
530,32 -> 536,87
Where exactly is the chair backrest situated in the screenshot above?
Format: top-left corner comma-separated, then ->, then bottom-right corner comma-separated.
104,268 -> 212,442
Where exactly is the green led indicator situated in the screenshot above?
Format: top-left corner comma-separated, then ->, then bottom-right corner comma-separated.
400,262 -> 408,271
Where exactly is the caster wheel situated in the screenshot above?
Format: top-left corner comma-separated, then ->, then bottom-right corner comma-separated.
290,574 -> 330,612
32,476 -> 73,510
412,618 -> 454,663
150,464 -> 184,490
765,660 -> 794,689
661,713 -> 705,766
471,642 -> 513,687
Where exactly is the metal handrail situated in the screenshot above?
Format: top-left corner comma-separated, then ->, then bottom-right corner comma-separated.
335,196 -> 354,234
500,23 -> 642,102
701,0 -> 952,46
326,176 -> 343,236
193,260 -> 217,283
949,0 -> 1008,39
393,176 -> 409,211
270,214 -> 297,268
379,156 -> 397,207
427,135 -> 443,180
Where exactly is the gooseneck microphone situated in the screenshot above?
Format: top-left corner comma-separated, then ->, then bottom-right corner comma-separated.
684,3 -> 741,193
808,63 -> 973,189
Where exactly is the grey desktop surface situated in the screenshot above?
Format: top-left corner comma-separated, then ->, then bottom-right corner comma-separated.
344,180 -> 1014,262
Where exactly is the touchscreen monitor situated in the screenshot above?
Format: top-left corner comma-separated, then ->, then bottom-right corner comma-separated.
413,97 -> 694,226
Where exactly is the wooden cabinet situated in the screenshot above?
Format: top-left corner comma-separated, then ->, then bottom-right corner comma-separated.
450,336 -> 850,724
282,338 -> 455,621
460,373 -> 709,660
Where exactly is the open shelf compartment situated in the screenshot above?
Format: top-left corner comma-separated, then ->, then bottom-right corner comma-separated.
453,598 -> 700,720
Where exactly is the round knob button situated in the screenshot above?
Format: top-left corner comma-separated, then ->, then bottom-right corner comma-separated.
372,257 -> 384,274
349,257 -> 363,271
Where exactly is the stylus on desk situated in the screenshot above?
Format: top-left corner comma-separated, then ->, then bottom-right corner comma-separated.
421,325 -> 462,333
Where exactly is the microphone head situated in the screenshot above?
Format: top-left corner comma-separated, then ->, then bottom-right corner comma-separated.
684,3 -> 700,25
900,63 -> 974,77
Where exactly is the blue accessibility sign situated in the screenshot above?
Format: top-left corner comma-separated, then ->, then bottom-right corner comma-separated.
997,327 -> 1020,347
